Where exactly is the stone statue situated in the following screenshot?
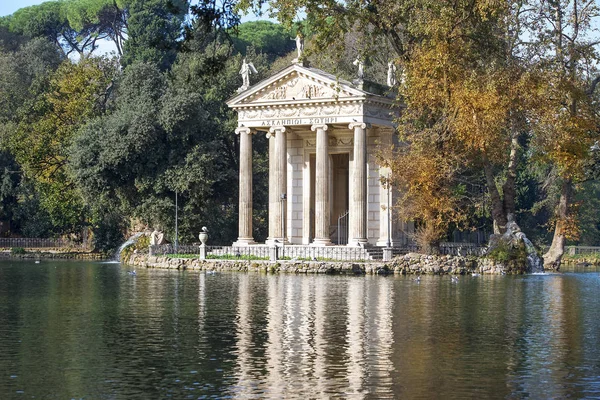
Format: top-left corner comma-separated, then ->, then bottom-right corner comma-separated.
150,229 -> 165,245
293,33 -> 304,63
238,58 -> 258,93
353,58 -> 364,80
387,62 -> 397,87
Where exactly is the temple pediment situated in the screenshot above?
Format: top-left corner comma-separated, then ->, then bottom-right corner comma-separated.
227,63 -> 397,128
227,64 -> 367,107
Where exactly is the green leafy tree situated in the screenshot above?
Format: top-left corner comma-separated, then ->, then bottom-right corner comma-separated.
4,1 -> 97,58
72,32 -> 270,245
64,0 -> 129,56
231,21 -> 294,58
122,0 -> 188,70
5,57 -> 117,234
524,0 -> 600,269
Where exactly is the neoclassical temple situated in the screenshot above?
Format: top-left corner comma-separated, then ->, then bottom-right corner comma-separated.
227,60 -> 413,247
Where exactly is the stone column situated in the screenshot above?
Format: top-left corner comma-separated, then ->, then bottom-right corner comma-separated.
349,122 -> 367,246
234,127 -> 255,245
312,124 -> 332,246
267,126 -> 287,243
267,132 -> 276,243
377,128 -> 395,247
302,152 -> 312,244
377,165 -> 393,247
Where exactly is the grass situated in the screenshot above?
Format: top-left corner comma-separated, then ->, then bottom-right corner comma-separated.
11,247 -> 26,254
486,241 -> 528,263
164,254 -> 366,262
563,253 -> 600,262
207,254 -> 269,261
165,254 -> 198,259
280,256 -> 366,262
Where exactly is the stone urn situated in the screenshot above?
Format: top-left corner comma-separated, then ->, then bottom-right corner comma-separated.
199,227 -> 209,246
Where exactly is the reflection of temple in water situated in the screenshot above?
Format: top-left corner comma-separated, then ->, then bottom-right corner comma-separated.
188,273 -> 596,399
221,275 -> 395,398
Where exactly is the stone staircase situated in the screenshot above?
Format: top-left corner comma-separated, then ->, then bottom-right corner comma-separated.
364,246 -> 413,260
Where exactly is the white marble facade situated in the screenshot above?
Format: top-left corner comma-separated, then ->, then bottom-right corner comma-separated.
227,63 -> 413,246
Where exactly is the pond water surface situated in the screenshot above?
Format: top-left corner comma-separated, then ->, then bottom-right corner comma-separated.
1,260 -> 600,399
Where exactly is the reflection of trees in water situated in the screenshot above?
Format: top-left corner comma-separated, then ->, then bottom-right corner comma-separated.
505,276 -> 588,399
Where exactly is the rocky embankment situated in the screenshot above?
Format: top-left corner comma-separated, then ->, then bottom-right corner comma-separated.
125,252 -> 530,275
561,257 -> 600,267
0,250 -> 106,260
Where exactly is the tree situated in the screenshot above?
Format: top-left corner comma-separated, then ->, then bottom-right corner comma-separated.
5,57 -> 117,233
231,21 -> 295,58
64,0 -> 129,56
121,0 -> 188,70
244,0 -> 598,266
3,1 -> 102,58
0,37 -> 63,129
71,24 -> 272,244
524,0 -> 600,269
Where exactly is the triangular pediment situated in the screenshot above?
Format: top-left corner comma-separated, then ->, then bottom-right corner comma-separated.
227,64 -> 367,107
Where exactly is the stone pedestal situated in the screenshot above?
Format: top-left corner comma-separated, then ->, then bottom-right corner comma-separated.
383,247 -> 392,261
269,246 -> 278,261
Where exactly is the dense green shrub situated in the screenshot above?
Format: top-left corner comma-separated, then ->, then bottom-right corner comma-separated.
11,247 -> 26,254
487,241 -> 528,263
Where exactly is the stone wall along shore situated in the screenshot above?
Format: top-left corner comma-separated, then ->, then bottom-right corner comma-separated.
125,252 -> 529,275
0,250 -> 106,260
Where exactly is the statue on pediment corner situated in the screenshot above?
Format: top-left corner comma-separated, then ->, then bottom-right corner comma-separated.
238,58 -> 258,93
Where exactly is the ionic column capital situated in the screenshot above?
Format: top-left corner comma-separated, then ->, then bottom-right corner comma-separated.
235,127 -> 252,135
348,122 -> 366,130
266,126 -> 286,138
311,124 -> 329,132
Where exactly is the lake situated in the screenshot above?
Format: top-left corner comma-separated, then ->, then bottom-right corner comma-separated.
0,260 -> 599,399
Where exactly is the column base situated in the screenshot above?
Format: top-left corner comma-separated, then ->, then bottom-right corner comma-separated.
233,238 -> 256,246
312,238 -> 333,247
347,239 -> 368,248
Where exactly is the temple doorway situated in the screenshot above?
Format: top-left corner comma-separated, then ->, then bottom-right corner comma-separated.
308,153 -> 350,244
331,153 -> 349,243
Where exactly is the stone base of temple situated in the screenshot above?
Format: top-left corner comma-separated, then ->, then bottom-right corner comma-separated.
375,239 -> 400,247
346,239 -> 368,248
312,238 -> 333,246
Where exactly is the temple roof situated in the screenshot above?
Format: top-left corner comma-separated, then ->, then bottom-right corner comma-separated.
227,63 -> 393,109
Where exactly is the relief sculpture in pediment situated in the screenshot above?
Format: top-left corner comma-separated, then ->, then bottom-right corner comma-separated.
264,85 -> 287,100
257,76 -> 339,102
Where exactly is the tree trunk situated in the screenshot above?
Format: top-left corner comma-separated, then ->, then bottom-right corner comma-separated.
543,179 -> 572,270
502,132 -> 520,223
482,155 -> 507,234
